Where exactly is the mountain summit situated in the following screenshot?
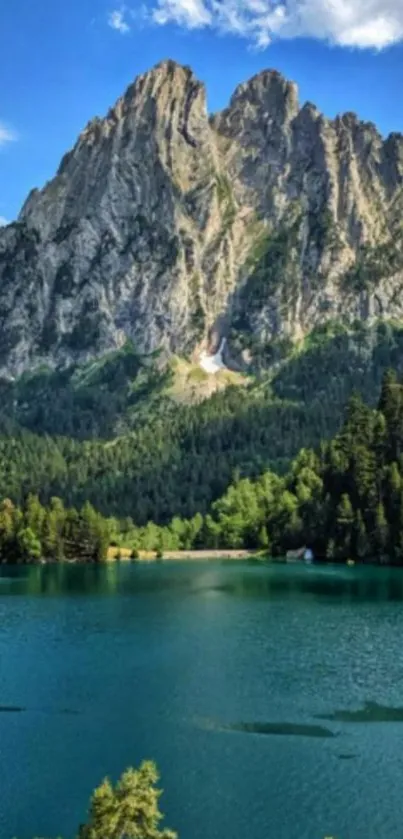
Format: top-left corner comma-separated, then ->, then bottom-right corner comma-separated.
1,59 -> 403,377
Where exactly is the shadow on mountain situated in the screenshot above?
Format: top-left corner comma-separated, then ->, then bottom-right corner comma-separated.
0,342 -> 169,441
272,321 -> 403,408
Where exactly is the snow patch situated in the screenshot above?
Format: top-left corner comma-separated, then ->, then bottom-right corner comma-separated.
199,338 -> 227,374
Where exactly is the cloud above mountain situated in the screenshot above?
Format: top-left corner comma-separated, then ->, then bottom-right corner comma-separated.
150,0 -> 403,49
0,123 -> 17,148
108,8 -> 131,32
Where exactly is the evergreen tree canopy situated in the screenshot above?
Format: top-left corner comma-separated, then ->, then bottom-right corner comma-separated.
78,762 -> 176,839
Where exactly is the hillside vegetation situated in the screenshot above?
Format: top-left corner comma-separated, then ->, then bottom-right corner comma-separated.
1,322 -> 403,530
102,369 -> 403,563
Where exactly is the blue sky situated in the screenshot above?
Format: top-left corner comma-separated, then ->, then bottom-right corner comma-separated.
1,0 -> 403,223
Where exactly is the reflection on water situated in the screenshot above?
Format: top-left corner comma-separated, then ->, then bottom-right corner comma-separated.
2,560 -> 403,602
0,562 -> 121,596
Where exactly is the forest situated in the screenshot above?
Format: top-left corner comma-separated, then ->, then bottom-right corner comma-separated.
1,320 -> 403,526
0,495 -> 109,564
109,370 -> 403,563
3,370 -> 403,564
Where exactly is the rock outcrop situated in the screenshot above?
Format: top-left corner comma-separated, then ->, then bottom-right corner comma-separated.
1,58 -> 403,376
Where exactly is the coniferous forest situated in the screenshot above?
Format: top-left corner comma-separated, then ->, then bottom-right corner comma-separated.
108,370 -> 403,563
3,368 -> 403,564
0,321 -> 403,527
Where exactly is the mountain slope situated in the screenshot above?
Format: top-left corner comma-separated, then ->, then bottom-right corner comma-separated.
1,60 -> 403,377
1,320 -> 403,526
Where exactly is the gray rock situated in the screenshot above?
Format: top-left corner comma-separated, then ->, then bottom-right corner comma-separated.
1,58 -> 403,376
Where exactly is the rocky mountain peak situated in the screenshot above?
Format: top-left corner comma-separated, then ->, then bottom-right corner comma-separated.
121,58 -> 205,113
2,60 -> 403,378
219,67 -> 299,136
230,67 -> 298,108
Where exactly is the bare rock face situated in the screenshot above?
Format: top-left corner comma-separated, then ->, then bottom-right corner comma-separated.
1,58 -> 403,376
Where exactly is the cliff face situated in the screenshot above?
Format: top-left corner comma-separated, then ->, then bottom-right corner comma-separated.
1,58 -> 403,376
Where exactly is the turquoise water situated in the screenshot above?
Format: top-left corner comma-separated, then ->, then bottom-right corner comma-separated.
1,561 -> 403,839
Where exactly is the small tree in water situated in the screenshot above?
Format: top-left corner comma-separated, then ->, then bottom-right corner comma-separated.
77,762 -> 176,839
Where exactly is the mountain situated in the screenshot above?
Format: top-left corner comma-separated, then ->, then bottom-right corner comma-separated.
2,59 -> 403,528
1,59 -> 403,378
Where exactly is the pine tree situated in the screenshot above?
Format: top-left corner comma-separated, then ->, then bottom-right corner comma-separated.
353,511 -> 370,560
77,762 -> 176,839
335,493 -> 354,558
372,502 -> 389,563
379,369 -> 398,415
378,370 -> 403,461
42,497 -> 66,561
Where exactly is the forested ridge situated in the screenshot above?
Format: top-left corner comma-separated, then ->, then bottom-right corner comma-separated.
1,321 -> 403,526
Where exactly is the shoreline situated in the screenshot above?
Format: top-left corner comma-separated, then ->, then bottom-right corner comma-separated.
2,553 -> 402,569
106,548 -> 260,562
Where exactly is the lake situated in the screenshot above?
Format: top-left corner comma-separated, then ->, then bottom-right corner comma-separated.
1,560 -> 403,839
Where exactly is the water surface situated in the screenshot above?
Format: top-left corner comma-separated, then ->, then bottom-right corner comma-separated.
1,561 -> 403,839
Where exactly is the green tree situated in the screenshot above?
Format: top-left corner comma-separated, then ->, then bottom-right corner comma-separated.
378,370 -> 403,461
16,527 -> 42,562
335,493 -> 354,558
0,499 -> 17,561
25,493 -> 46,536
77,762 -> 176,839
271,490 -> 302,553
372,501 -> 389,562
353,511 -> 370,561
141,522 -> 160,552
203,514 -> 220,549
42,497 -> 66,561
258,525 -> 270,551
80,502 -> 110,562
340,392 -> 374,451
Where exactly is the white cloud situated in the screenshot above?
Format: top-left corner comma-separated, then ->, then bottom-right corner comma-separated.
150,0 -> 403,49
0,123 -> 17,147
108,8 -> 131,32
0,217 -> 9,227
153,0 -> 212,27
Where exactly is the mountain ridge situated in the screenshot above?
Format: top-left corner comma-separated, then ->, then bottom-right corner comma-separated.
1,58 -> 403,378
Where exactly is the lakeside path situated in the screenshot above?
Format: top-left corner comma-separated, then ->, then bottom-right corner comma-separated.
107,548 -> 257,561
